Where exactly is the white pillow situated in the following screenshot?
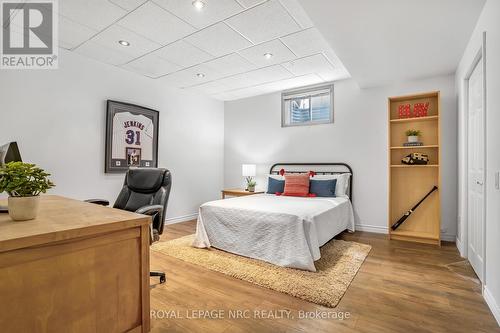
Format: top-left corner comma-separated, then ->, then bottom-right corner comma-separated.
312,174 -> 351,197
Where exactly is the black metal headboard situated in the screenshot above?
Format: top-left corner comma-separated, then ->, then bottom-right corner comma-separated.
269,163 -> 353,200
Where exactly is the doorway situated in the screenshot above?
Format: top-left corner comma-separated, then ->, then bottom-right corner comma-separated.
465,35 -> 486,283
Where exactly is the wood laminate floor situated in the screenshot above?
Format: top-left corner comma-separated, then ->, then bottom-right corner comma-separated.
149,221 -> 499,333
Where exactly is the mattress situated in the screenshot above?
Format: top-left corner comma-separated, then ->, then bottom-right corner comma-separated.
192,194 -> 355,271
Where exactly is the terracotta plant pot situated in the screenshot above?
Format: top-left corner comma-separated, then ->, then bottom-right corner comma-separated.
8,196 -> 40,221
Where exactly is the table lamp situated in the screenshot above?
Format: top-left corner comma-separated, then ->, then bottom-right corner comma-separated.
242,164 -> 256,192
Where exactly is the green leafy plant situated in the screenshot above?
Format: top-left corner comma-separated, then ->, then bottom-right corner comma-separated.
405,129 -> 422,137
247,179 -> 257,187
0,162 -> 55,197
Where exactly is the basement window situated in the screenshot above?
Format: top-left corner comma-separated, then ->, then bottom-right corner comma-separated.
281,84 -> 334,127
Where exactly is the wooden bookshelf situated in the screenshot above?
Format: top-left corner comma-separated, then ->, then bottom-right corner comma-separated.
388,91 -> 441,245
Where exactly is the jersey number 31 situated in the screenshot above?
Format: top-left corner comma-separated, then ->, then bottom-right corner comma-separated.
125,130 -> 141,145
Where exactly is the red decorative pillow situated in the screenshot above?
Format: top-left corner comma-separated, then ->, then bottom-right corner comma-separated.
283,174 -> 310,197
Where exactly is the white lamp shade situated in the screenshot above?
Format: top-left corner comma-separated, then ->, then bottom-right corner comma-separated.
242,164 -> 256,177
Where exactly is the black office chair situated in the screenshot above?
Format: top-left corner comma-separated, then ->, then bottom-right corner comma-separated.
87,168 -> 171,284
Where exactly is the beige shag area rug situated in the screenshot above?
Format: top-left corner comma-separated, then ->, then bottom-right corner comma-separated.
152,235 -> 371,308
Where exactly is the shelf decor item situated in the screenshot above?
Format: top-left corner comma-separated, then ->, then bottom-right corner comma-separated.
401,152 -> 429,165
0,162 -> 55,221
388,91 -> 441,245
398,104 -> 411,118
405,129 -> 422,143
403,142 -> 424,147
413,102 -> 429,117
391,186 -> 438,231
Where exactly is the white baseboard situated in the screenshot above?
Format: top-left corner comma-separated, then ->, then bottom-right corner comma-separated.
355,224 -> 388,234
455,237 -> 466,257
440,233 -> 457,242
165,213 -> 198,225
484,285 -> 500,326
353,224 -> 457,242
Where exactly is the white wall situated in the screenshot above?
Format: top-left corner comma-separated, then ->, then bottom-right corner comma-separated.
224,75 -> 457,239
0,49 -> 225,222
456,0 -> 500,325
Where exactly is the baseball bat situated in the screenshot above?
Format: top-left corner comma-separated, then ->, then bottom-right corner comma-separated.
391,186 -> 438,231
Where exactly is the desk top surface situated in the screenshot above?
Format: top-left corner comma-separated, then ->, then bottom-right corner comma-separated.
0,195 -> 150,252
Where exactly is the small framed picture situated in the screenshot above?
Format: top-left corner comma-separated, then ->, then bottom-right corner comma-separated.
105,100 -> 159,173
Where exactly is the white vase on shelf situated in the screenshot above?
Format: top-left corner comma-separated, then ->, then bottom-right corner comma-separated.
407,135 -> 419,143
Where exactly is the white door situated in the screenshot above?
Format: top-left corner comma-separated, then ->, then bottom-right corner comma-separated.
467,57 -> 485,282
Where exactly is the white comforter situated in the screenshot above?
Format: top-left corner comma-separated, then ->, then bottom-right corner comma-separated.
192,194 -> 355,272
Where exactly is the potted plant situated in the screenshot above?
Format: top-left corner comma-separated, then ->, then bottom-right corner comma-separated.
0,162 -> 55,221
247,179 -> 257,192
405,129 -> 422,143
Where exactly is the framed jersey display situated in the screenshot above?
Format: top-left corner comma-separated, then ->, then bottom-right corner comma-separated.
105,100 -> 159,173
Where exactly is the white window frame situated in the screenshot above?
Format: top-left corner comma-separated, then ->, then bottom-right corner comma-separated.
281,83 -> 334,127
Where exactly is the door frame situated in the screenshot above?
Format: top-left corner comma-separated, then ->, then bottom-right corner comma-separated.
462,31 -> 487,284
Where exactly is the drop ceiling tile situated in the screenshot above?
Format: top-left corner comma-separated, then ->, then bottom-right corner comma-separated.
59,16 -> 97,50
211,91 -> 239,101
203,53 -> 256,77
216,73 -> 256,90
280,28 -> 330,57
117,2 -> 195,45
317,67 -> 351,82
108,0 -> 147,11
212,73 -> 324,101
323,49 -> 345,69
226,0 -> 300,44
185,22 -> 252,57
153,0 -> 243,29
154,40 -> 213,68
189,81 -> 231,94
157,71 -> 188,88
282,54 -> 335,76
160,63 -> 223,88
239,39 -> 296,66
236,0 -> 266,8
216,65 -> 292,90
278,0 -> 313,29
75,41 -> 134,65
257,73 -> 324,91
87,25 -> 160,58
123,54 -> 181,78
60,0 -> 127,31
223,85 -> 270,100
244,64 -> 293,85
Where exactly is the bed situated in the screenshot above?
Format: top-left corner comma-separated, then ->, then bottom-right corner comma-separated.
192,163 -> 354,272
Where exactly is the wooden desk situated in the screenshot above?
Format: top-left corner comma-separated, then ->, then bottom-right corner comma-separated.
0,195 -> 151,333
221,188 -> 265,199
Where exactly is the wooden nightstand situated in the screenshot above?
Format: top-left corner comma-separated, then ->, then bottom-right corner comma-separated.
221,189 -> 265,199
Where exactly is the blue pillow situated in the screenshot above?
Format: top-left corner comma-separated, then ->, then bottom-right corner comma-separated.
310,179 -> 337,197
267,177 -> 285,194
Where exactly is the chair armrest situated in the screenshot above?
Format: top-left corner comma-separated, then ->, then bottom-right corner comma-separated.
135,204 -> 163,216
84,199 -> 110,206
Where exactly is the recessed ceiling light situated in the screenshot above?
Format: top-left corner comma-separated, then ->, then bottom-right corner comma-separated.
264,52 -> 273,59
196,73 -> 205,78
192,0 -> 205,10
118,40 -> 130,46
